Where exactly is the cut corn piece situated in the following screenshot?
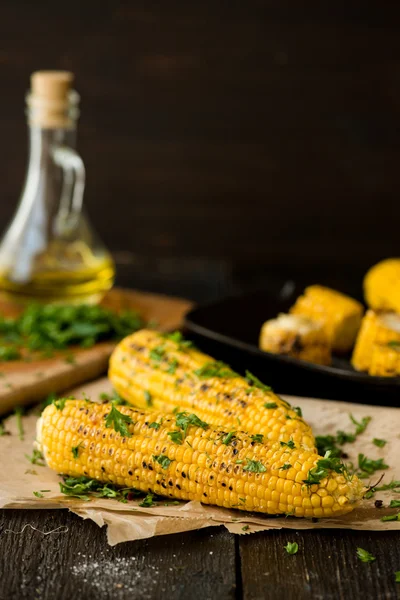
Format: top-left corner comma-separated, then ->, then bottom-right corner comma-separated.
290,285 -> 363,353
38,400 -> 365,518
259,313 -> 331,366
351,310 -> 400,373
109,329 -> 316,450
364,258 -> 400,313
369,344 -> 400,377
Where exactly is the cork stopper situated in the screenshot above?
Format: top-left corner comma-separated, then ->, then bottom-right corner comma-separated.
28,70 -> 79,129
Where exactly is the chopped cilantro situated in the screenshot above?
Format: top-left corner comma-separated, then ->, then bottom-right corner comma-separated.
243,459 -> 266,473
153,454 -> 174,469
250,434 -> 263,444
264,402 -> 278,409
144,390 -> 152,407
350,414 -> 371,435
293,406 -> 303,418
0,346 -> 21,361
245,371 -> 272,392
163,331 -> 195,351
25,449 -> 45,466
222,431 -> 236,445
149,421 -> 161,431
59,475 -> 140,502
395,571 -> 400,583
33,491 -> 44,498
242,525 -> 250,531
194,361 -> 238,379
284,542 -> 298,555
168,430 -> 184,445
280,463 -> 291,470
381,513 -> 400,522
373,438 -> 387,448
104,405 -> 133,437
139,492 -> 156,507
356,548 -> 376,563
389,500 -> 400,508
175,411 -> 209,436
72,443 -> 83,459
280,439 -> 295,449
336,431 -> 356,444
357,454 -> 389,478
14,406 -> 24,441
375,480 -> 400,492
167,359 -> 179,375
149,345 -> 166,362
52,397 -> 67,410
303,451 -> 345,486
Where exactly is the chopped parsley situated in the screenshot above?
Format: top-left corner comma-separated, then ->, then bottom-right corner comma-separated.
149,421 -> 162,431
152,454 -> 174,469
357,454 -> 389,478
350,414 -> 371,436
395,571 -> 400,583
0,304 -> 144,360
356,548 -> 376,563
14,406 -> 24,441
280,463 -> 291,470
222,431 -> 236,445
243,459 -> 267,473
375,480 -> 400,492
336,431 -> 356,444
280,439 -> 295,449
167,359 -> 179,375
303,451 -> 345,486
163,331 -> 195,351
33,491 -> 44,498
59,475 -> 140,502
149,345 -> 166,362
139,493 -> 156,507
175,411 -> 209,436
194,361 -> 238,379
168,430 -> 184,445
104,405 -> 133,437
245,371 -> 272,392
265,402 -> 278,409
388,341 -> 400,350
242,525 -> 249,531
25,449 -> 45,466
284,542 -> 298,555
293,406 -> 303,418
381,513 -> 400,522
389,500 -> 400,508
0,420 -> 10,436
144,390 -> 152,407
72,443 -> 83,459
250,434 -> 263,444
52,397 -> 67,410
373,438 -> 387,448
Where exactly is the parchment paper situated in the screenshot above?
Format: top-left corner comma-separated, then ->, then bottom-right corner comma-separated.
1,377 -> 399,545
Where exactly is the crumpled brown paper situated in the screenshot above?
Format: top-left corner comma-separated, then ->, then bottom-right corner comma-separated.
1,377 -> 399,545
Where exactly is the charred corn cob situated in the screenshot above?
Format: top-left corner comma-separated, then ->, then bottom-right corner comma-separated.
290,285 -> 363,353
37,400 -> 365,517
364,258 -> 400,313
109,330 -> 316,450
259,313 -> 331,366
352,310 -> 400,373
369,343 -> 400,377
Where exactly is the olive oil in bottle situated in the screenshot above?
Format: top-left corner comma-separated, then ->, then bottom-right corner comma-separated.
0,71 -> 115,303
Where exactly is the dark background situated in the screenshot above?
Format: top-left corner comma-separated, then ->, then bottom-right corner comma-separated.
1,1 -> 399,300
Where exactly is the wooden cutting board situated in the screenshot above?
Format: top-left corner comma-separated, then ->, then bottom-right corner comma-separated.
0,288 -> 193,416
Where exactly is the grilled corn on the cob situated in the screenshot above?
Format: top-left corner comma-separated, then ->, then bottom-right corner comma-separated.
351,310 -> 400,374
37,400 -> 365,517
290,285 -> 363,353
109,329 -> 316,450
364,258 -> 400,313
259,313 -> 331,366
369,344 -> 400,377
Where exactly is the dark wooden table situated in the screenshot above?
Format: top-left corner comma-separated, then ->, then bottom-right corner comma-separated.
1,270 -> 400,600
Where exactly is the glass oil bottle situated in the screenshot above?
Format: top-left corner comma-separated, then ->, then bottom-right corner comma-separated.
0,71 -> 115,303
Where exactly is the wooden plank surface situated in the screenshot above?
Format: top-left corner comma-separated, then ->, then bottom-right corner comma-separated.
0,287 -> 192,415
0,510 -> 236,600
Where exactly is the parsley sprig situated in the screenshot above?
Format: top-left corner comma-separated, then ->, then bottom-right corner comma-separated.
104,405 -> 134,437
303,451 -> 346,486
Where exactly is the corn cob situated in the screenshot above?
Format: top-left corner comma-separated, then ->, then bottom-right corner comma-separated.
351,310 -> 400,373
290,285 -> 363,353
364,258 -> 400,313
369,344 -> 400,377
259,313 -> 331,366
37,400 -> 365,517
109,329 -> 316,451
